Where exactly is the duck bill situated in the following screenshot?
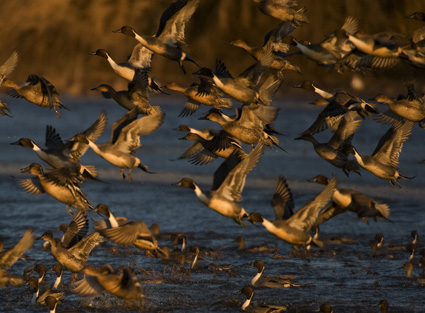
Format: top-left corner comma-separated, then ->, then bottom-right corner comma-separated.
20,166 -> 31,173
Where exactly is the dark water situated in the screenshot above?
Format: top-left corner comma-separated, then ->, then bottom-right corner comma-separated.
0,95 -> 424,312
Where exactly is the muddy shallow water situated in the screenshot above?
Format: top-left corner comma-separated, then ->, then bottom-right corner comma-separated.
0,95 -> 424,312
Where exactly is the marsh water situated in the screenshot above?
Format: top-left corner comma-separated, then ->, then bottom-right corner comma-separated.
0,94 -> 424,312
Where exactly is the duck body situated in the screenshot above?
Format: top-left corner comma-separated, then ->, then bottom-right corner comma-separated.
374,94 -> 425,123
78,110 -> 164,182
174,141 -> 265,226
40,231 -> 102,274
20,163 -> 93,213
12,111 -> 107,180
249,177 -> 336,247
3,75 -> 69,117
73,265 -> 142,300
113,0 -> 200,74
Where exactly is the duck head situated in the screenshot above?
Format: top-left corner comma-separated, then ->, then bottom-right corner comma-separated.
112,26 -> 136,37
89,49 -> 110,59
10,138 -> 35,148
21,163 -> 43,175
248,212 -> 264,224
172,177 -> 196,190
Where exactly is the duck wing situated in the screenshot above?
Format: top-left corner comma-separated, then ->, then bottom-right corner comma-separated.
0,51 -> 18,85
372,121 -> 414,167
271,176 -> 294,220
216,141 -> 264,202
286,177 -> 336,232
0,229 -> 34,268
68,232 -> 103,260
156,0 -> 200,46
45,125 -> 65,150
109,109 -> 139,144
127,43 -> 153,70
65,111 -> 108,159
20,177 -> 44,195
327,111 -> 362,149
100,221 -> 152,246
62,211 -> 89,248
114,111 -> 165,153
72,275 -> 104,296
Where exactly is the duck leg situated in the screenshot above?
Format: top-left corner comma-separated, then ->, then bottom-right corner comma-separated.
128,169 -> 133,183
65,205 -> 74,216
120,168 -> 126,181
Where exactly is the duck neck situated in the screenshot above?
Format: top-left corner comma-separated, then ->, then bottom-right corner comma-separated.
108,211 -> 119,228
31,289 -> 39,305
241,293 -> 253,311
134,32 -> 150,48
193,184 -> 209,205
251,268 -> 264,286
53,275 -> 62,289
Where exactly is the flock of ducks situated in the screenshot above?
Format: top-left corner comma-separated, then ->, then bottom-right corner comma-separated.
0,0 -> 425,312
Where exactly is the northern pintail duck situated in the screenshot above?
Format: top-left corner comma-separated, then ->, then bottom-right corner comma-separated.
91,83 -> 161,115
38,230 -> 103,278
113,0 -> 200,74
249,176 -> 336,248
200,105 -> 282,149
75,109 -> 164,182
234,236 -> 277,254
26,276 -> 64,306
72,265 -> 142,300
293,17 -> 358,68
309,174 -> 390,225
89,44 -> 152,81
195,50 -> 279,105
295,111 -> 362,176
378,300 -> 389,313
401,262 -> 425,284
347,31 -> 412,70
347,120 -> 414,187
229,22 -> 300,73
318,303 -> 334,313
240,285 -> 287,312
176,130 -> 246,165
93,203 -> 126,229
50,264 -> 63,289
94,204 -> 167,258
20,163 -> 93,214
0,228 -> 34,269
0,50 -> 18,85
173,141 -> 265,226
89,47 -> 164,95
165,77 -> 232,117
373,84 -> 425,128
251,260 -> 300,288
294,81 -> 375,135
3,75 -> 69,118
250,0 -> 308,25
11,111 -> 107,181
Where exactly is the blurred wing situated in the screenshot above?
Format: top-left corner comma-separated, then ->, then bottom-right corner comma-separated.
286,177 -> 336,231
0,229 -> 35,268
20,178 -> 44,195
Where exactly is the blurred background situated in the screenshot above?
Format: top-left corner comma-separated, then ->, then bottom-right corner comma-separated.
0,0 -> 424,97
